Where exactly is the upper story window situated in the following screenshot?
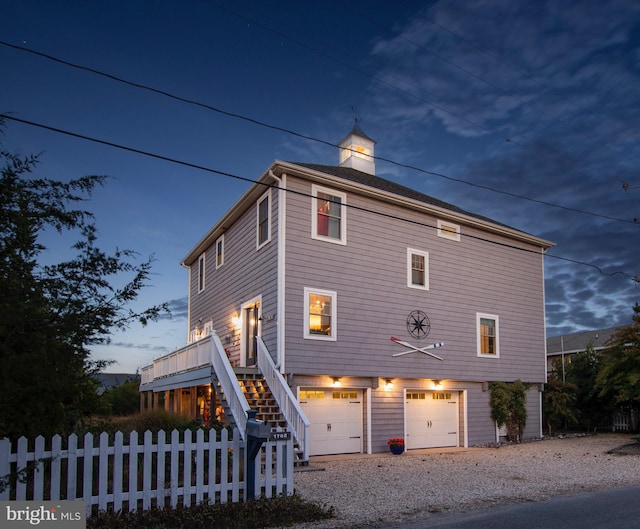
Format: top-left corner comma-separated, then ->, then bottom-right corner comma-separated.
304,287 -> 337,341
257,191 -> 271,249
197,253 -> 206,293
407,248 -> 429,290
437,219 -> 461,241
477,313 -> 499,357
312,184 -> 347,245
216,235 -> 224,269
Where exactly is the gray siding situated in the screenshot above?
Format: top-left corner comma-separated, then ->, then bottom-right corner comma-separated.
188,187 -> 279,363
181,163 -> 548,453
283,174 -> 546,384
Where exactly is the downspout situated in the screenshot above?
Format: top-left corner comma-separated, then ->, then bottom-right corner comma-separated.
269,169 -> 286,371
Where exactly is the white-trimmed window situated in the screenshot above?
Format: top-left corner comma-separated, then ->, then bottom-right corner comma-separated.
216,235 -> 224,269
197,253 -> 206,293
407,248 -> 429,290
437,219 -> 460,241
257,191 -> 271,248
312,184 -> 347,245
304,287 -> 337,340
477,313 -> 499,357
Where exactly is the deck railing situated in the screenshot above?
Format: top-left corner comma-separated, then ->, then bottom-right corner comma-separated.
139,333 -> 250,439
256,337 -> 309,461
140,337 -> 214,384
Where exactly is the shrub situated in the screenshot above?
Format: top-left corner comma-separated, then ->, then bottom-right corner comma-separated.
87,493 -> 335,529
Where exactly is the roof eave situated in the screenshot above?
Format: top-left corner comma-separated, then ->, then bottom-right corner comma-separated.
272,161 -> 555,249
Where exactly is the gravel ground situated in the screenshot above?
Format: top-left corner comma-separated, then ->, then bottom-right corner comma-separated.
291,434 -> 640,528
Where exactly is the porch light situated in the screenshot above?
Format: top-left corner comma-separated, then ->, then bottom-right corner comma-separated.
231,314 -> 241,329
384,379 -> 393,390
433,380 -> 442,390
332,377 -> 342,387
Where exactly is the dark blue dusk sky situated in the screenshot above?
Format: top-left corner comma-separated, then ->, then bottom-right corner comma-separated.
2,0 -> 639,372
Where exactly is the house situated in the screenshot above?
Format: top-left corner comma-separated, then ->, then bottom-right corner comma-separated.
96,372 -> 138,395
546,327 -> 621,380
140,124 -> 554,460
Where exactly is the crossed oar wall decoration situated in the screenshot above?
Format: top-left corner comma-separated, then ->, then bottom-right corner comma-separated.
390,336 -> 445,361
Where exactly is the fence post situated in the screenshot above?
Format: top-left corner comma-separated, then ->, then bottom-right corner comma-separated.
50,435 -> 62,501
83,433 -> 94,517
0,438 -> 9,500
16,437 -> 28,500
113,431 -> 124,512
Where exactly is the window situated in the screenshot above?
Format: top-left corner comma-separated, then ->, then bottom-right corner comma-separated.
304,287 -> 337,340
216,235 -> 224,269
197,253 -> 205,293
407,248 -> 429,290
299,390 -> 326,400
257,191 -> 271,248
437,219 -> 460,241
477,313 -> 499,357
312,184 -> 346,245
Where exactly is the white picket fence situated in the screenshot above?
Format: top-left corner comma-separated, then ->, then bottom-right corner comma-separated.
0,428 -> 294,516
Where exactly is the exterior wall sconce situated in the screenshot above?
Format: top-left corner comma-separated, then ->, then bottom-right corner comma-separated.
332,377 -> 342,387
433,379 -> 442,390
231,314 -> 241,329
384,379 -> 393,390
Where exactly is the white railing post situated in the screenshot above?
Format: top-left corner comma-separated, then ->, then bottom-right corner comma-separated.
209,332 -> 250,438
256,337 -> 310,461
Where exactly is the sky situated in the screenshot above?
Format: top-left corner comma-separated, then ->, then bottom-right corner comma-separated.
2,0 -> 639,373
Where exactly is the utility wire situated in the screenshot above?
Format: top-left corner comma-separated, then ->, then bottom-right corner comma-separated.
2,113 -> 637,283
1,40 -> 636,227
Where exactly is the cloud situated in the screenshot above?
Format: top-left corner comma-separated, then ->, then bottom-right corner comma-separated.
159,296 -> 189,321
365,0 -> 640,335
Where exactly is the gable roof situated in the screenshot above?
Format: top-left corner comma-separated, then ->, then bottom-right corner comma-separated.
292,162 -> 542,239
547,327 -> 622,355
183,160 -> 554,265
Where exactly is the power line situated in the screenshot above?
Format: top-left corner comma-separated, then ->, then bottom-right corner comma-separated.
2,113 -> 637,283
1,40 -> 636,227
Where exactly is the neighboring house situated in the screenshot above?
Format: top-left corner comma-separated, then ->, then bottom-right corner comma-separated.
546,327 -> 621,381
140,125 -> 554,460
96,372 -> 138,396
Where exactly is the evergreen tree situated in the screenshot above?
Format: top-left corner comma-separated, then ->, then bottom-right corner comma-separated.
0,126 -> 167,439
565,343 -> 613,432
596,304 -> 640,408
542,368 -> 577,435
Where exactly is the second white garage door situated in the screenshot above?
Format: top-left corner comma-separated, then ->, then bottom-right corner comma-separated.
405,390 -> 458,449
299,388 -> 363,456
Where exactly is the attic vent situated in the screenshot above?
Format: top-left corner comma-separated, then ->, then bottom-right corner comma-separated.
437,220 -> 460,241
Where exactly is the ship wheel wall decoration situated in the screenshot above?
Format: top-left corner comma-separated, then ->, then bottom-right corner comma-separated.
407,310 -> 430,339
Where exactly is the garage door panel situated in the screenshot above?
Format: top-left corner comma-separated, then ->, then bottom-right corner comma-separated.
300,388 -> 362,456
406,391 -> 458,449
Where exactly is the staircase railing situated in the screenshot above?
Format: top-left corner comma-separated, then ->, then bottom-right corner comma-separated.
256,337 -> 310,461
210,332 -> 250,439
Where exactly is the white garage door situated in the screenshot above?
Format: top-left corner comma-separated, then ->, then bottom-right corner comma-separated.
299,388 -> 363,456
405,390 -> 458,449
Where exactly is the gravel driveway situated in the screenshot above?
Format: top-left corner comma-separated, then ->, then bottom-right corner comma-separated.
292,434 -> 640,528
